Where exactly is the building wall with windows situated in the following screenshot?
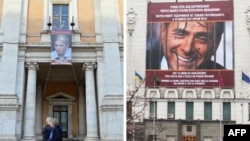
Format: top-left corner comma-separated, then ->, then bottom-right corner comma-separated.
0,0 -> 123,140
127,0 -> 250,141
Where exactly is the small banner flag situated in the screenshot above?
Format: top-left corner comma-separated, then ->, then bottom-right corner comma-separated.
135,71 -> 143,83
154,73 -> 161,86
242,72 -> 250,83
51,30 -> 72,65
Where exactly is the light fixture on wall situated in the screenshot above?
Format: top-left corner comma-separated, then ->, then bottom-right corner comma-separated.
71,16 -> 75,31
127,8 -> 137,36
47,16 -> 52,30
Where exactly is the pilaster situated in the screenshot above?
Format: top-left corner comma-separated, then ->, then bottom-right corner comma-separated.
101,95 -> 123,141
0,1 -> 22,140
99,0 -> 124,140
0,0 -> 22,95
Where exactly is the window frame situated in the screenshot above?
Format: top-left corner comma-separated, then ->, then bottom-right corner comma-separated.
52,4 -> 69,30
150,101 -> 157,119
204,102 -> 212,120
43,0 -> 78,31
168,102 -> 175,119
223,102 -> 231,120
186,102 -> 193,120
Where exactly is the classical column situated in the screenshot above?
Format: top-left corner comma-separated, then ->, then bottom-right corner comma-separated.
83,62 -> 99,141
23,62 -> 38,140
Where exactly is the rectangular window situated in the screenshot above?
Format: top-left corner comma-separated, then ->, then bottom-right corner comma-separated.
52,4 -> 69,30
223,102 -> 231,120
148,135 -> 157,141
204,102 -> 212,120
127,101 -> 132,118
168,102 -> 175,119
186,102 -> 193,120
150,101 -> 157,119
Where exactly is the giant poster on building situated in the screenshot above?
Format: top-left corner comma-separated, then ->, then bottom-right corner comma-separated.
146,1 -> 234,88
51,30 -> 72,65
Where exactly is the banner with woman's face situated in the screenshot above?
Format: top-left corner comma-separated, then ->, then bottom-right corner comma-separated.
50,30 -> 72,65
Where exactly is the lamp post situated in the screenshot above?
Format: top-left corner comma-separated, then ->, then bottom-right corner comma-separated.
153,99 -> 156,141
127,8 -> 137,36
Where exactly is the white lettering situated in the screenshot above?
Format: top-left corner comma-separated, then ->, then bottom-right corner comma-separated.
228,129 -> 247,136
241,129 -> 246,136
228,129 -> 235,136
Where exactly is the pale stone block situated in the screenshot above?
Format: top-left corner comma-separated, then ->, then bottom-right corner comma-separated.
101,95 -> 123,141
175,102 -> 185,119
0,111 -> 17,139
157,102 -> 167,119
194,102 -> 204,120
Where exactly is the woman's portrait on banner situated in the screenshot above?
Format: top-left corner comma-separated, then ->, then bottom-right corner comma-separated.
50,31 -> 72,65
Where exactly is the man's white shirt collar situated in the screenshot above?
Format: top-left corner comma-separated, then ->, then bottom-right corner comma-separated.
161,57 -> 169,69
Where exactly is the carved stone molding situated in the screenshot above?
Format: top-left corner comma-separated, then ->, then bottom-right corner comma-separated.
195,87 -> 202,99
50,0 -> 71,4
25,62 -> 39,70
245,6 -> 250,34
83,62 -> 97,71
214,87 -> 221,99
177,87 -> 184,98
127,8 -> 137,36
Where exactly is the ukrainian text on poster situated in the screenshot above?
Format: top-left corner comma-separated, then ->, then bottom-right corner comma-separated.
146,70 -> 234,88
145,1 -> 234,88
148,1 -> 233,22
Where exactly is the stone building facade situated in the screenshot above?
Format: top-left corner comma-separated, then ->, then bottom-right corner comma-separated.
0,0 -> 123,140
127,0 -> 250,141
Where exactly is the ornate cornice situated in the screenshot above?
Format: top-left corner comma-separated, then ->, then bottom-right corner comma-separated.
50,0 -> 71,4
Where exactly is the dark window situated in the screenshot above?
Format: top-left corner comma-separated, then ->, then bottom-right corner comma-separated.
52,4 -> 69,30
127,101 -> 132,118
223,102 -> 231,120
187,126 -> 192,132
150,101 -> 157,119
186,102 -> 193,120
204,102 -> 212,120
168,102 -> 175,119
148,135 -> 157,141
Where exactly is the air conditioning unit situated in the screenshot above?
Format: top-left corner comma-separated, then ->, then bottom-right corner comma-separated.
168,113 -> 174,119
149,113 -> 155,119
